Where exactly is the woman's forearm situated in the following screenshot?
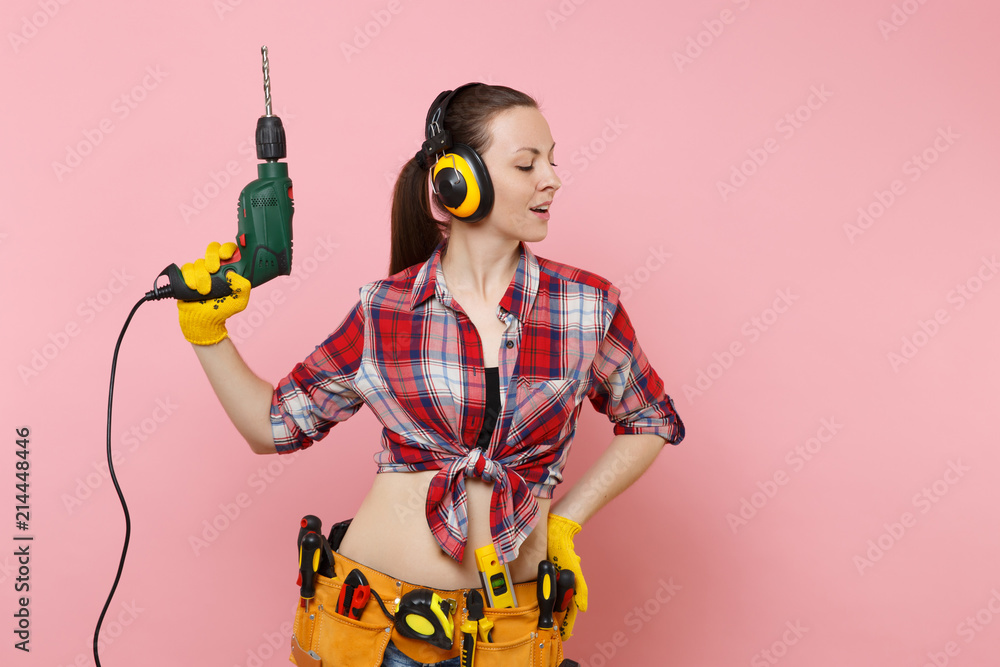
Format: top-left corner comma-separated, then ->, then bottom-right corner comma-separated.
191,338 -> 277,455
550,433 -> 666,525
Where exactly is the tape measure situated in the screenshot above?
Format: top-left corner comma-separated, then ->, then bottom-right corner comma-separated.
394,588 -> 455,649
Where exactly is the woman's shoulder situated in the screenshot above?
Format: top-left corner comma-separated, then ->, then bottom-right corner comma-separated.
534,253 -> 621,302
356,262 -> 424,309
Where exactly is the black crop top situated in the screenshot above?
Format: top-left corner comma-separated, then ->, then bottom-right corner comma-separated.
474,366 -> 501,449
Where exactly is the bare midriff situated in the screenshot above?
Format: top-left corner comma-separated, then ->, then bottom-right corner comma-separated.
337,469 -> 550,589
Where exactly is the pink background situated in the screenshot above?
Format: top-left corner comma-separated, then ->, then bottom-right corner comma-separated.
5,1 -> 1000,665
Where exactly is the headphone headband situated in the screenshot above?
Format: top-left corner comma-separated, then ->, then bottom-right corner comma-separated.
415,83 -> 484,167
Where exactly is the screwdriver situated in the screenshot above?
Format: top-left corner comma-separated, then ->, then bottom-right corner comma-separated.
555,569 -> 575,613
298,531 -> 322,612
537,560 -> 557,630
297,515 -> 335,578
298,515 -> 322,546
555,569 -> 575,639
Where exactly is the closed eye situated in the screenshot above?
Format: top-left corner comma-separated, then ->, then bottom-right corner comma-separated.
517,162 -> 557,172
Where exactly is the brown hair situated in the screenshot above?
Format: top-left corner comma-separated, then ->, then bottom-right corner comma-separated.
388,84 -> 538,277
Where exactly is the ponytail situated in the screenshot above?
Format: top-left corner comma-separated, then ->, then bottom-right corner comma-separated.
388,157 -> 446,277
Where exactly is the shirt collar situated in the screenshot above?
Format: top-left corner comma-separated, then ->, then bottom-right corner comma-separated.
409,237 -> 539,323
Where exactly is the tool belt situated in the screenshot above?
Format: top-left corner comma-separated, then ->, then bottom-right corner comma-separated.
289,521 -> 566,667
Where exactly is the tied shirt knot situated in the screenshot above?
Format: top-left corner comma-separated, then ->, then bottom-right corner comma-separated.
425,446 -> 539,564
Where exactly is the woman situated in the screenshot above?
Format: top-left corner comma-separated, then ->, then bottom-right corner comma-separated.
176,83 -> 685,667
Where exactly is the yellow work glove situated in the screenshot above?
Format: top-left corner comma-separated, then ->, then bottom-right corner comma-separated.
176,242 -> 249,345
547,513 -> 588,640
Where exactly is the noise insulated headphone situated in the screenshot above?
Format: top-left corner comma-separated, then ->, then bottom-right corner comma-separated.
415,83 -> 495,223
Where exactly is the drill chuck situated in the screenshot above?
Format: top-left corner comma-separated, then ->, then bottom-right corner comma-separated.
256,115 -> 286,160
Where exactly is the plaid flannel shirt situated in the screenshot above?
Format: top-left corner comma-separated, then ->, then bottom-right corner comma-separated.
270,238 -> 684,563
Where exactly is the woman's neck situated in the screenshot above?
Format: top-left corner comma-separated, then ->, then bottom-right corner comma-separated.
440,234 -> 520,303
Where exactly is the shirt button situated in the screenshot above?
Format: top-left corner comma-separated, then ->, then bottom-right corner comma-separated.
506,340 -> 514,349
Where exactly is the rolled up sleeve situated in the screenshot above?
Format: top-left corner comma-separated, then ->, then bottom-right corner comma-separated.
586,293 -> 685,445
270,299 -> 366,453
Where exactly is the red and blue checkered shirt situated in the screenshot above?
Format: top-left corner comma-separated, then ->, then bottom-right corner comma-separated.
270,238 -> 684,564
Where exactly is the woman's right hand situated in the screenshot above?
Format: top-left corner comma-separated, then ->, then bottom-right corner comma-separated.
177,242 -> 250,346
547,512 -> 588,640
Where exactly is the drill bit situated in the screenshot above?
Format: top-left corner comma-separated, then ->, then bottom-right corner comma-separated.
253,46 -> 285,161
261,45 -> 272,117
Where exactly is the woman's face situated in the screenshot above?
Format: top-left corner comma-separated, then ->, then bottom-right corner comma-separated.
478,106 -> 561,242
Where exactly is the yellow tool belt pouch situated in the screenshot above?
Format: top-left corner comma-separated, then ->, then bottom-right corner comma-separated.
289,549 -> 566,666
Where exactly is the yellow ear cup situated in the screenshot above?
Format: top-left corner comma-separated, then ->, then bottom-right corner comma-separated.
432,151 -> 483,219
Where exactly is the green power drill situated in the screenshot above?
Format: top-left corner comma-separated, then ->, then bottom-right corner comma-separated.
152,45 -> 293,301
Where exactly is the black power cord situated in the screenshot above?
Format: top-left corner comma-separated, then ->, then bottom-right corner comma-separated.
94,283 -> 173,666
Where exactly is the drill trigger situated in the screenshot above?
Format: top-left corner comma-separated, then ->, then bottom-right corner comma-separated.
221,247 -> 242,265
